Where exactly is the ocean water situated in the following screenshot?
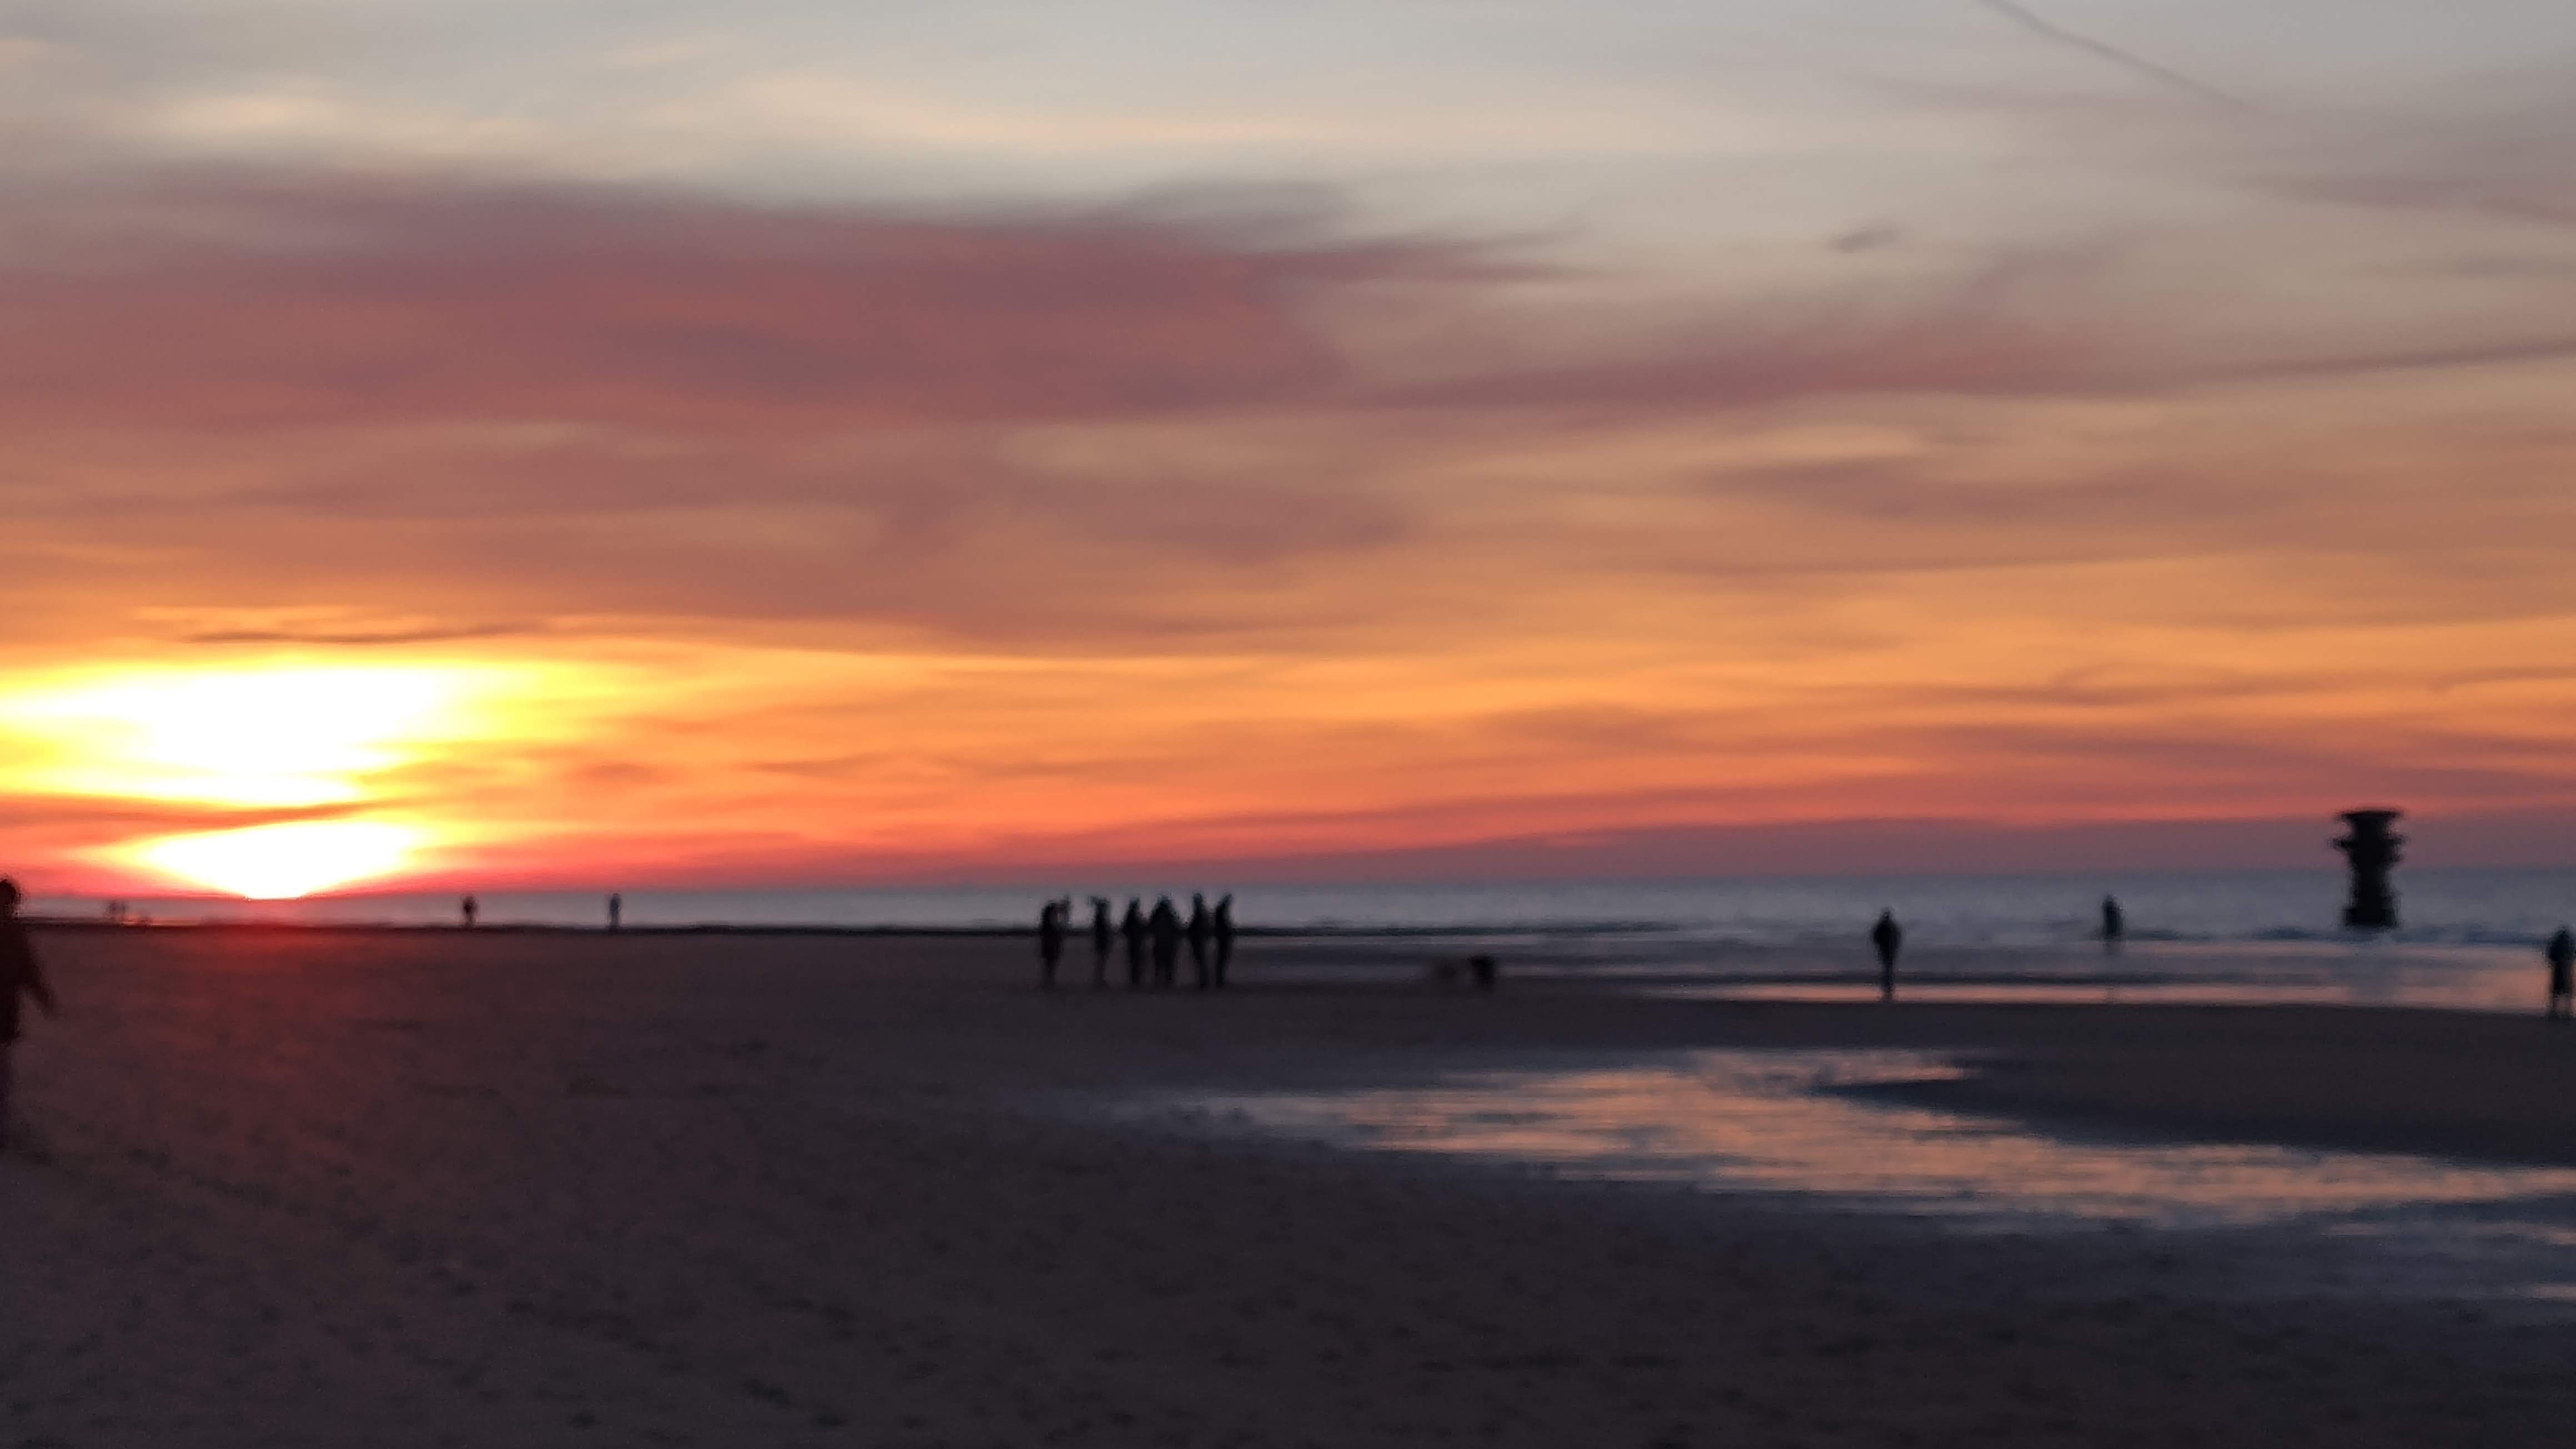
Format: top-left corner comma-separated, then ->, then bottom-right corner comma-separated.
31,867 -> 2576,1011
36,867 -> 2575,941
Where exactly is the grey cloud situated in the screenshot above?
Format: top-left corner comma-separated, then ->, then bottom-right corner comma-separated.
1829,223 -> 1905,254
2244,71 -> 2576,230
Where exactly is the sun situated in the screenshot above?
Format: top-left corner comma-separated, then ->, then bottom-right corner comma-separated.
0,658 -> 575,897
123,820 -> 424,900
0,663 -> 495,809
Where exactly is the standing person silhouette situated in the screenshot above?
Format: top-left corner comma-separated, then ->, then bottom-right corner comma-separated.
1037,900 -> 1066,989
1148,897 -> 1181,988
607,893 -> 623,932
1870,910 -> 1903,1001
2100,895 -> 2125,952
1185,894 -> 1212,989
1121,898 -> 1148,988
460,894 -> 479,929
1089,898 -> 1114,987
0,879 -> 59,1156
2546,927 -> 2574,1022
1211,894 -> 1236,989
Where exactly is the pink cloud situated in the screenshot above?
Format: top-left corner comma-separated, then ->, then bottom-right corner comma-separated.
0,171 -> 1468,432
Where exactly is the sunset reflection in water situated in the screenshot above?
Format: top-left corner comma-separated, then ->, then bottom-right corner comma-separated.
1180,1050 -> 2576,1301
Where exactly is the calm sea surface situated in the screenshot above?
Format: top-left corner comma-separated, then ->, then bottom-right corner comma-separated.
32,867 -> 2576,1010
37,867 -> 2573,942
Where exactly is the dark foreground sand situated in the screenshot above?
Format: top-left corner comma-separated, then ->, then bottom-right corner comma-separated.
6,928 -> 2575,1447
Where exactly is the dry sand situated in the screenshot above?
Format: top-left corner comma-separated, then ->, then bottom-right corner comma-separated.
6,926 -> 2575,1447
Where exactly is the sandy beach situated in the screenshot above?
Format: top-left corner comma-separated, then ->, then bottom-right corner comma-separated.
7,926 -> 2576,1447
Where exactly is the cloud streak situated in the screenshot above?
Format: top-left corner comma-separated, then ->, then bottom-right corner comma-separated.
1969,1 -> 2253,109
0,172 -> 1478,432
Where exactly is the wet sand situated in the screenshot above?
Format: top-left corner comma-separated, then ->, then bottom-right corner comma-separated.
6,927 -> 2575,1446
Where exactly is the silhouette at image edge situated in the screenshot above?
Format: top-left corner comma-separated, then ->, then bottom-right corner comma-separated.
0,878 -> 60,1155
2547,926 -> 2574,1022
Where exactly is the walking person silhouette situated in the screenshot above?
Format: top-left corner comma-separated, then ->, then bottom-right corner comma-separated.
1121,898 -> 1148,988
0,879 -> 59,1156
1870,910 -> 1903,1001
1185,893 -> 1212,989
1037,899 -> 1067,989
2100,895 -> 2125,951
1148,897 -> 1181,988
1211,894 -> 1236,989
2546,926 -> 2574,1022
1089,898 -> 1114,987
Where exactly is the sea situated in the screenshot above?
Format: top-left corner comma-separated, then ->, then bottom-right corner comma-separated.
32,867 -> 2576,1013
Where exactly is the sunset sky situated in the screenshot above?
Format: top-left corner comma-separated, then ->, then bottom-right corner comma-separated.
4,2 -> 2574,896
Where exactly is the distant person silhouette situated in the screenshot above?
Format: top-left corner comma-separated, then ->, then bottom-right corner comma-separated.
1211,894 -> 1236,989
2547,927 -> 2574,1022
1089,897 -> 1114,987
1870,910 -> 1903,1000
0,878 -> 59,1156
2100,895 -> 2125,952
1186,894 -> 1212,989
1148,896 -> 1182,988
607,893 -> 623,932
1037,899 -> 1067,989
460,894 -> 479,929
1121,898 -> 1148,988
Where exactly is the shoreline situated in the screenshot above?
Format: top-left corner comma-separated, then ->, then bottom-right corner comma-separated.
21,917 -> 1691,940
9,929 -> 2576,1445
29,915 -> 2567,1027
29,916 -> 1037,937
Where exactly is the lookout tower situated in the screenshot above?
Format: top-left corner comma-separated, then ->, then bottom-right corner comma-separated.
2332,808 -> 2404,930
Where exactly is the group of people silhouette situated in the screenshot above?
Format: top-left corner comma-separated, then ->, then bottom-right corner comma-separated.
1040,893 -> 1237,990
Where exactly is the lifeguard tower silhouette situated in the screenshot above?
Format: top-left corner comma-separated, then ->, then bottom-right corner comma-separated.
2332,808 -> 2404,930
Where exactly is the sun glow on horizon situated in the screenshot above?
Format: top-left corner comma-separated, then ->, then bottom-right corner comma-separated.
0,662 -> 511,808
122,819 -> 424,899
0,656 -> 607,897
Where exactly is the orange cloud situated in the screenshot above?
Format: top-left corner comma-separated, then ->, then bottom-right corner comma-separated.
2,167 -> 2573,891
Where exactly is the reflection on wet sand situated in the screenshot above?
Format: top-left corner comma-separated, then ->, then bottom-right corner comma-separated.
1642,940 -> 2557,1014
1183,1050 -> 2576,1301
1652,980 -> 2461,1008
